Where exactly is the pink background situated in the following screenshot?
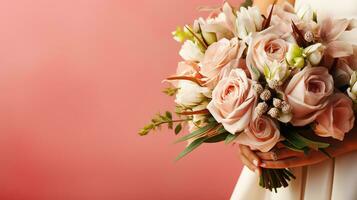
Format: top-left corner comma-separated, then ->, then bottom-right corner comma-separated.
0,0 -> 243,199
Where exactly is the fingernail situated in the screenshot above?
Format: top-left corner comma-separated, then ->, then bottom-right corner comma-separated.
260,163 -> 266,167
253,160 -> 259,166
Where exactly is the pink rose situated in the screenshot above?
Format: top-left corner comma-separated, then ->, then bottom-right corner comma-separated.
314,93 -> 355,141
207,69 -> 257,134
270,3 -> 299,33
285,67 -> 334,126
200,38 -> 246,88
246,25 -> 289,79
236,114 -> 281,152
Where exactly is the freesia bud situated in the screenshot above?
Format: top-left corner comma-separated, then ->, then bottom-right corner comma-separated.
286,43 -> 304,68
303,43 -> 325,66
347,71 -> 357,102
264,60 -> 290,88
175,81 -> 210,107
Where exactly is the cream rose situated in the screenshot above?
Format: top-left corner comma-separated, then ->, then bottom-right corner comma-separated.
246,26 -> 289,80
207,69 -> 257,134
314,93 -> 355,141
285,67 -> 334,126
200,38 -> 246,88
236,114 -> 281,152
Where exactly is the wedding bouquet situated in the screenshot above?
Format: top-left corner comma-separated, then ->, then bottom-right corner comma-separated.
139,0 -> 357,192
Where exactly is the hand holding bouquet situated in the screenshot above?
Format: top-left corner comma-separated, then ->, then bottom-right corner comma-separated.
140,0 -> 357,192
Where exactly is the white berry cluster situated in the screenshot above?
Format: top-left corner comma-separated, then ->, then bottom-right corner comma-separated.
253,83 -> 292,119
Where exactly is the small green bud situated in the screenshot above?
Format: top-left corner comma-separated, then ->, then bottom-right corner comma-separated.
293,57 -> 305,69
286,43 -> 305,68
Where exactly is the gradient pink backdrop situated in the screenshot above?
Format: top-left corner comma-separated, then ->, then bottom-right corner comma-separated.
0,0 -> 243,199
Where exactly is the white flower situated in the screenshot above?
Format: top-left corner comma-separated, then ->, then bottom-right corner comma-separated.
303,43 -> 325,65
175,81 -> 210,107
236,6 -> 264,40
194,12 -> 230,45
347,71 -> 357,102
296,5 -> 315,22
264,60 -> 290,88
179,40 -> 204,62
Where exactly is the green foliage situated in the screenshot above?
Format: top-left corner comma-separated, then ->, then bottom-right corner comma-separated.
225,133 -> 238,144
138,111 -> 190,136
162,87 -> 179,96
172,26 -> 194,43
204,132 -> 230,143
174,122 -> 218,143
174,124 -> 182,135
175,137 -> 207,161
240,0 -> 253,8
282,130 -> 331,157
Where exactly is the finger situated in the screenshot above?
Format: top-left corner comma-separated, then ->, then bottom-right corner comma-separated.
240,154 -> 261,175
256,148 -> 305,161
239,145 -> 261,175
260,151 -> 328,169
239,145 -> 261,167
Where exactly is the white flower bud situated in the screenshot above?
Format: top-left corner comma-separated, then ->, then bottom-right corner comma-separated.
282,104 -> 292,114
175,81 -> 210,107
255,102 -> 269,116
268,108 -> 280,118
304,31 -> 315,43
264,60 -> 290,86
253,83 -> 264,94
303,43 -> 325,66
260,89 -> 272,101
273,98 -> 283,108
347,71 -> 357,102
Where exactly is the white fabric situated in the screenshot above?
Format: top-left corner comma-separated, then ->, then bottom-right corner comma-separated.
231,0 -> 357,199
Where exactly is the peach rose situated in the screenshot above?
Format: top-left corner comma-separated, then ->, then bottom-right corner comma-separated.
314,93 -> 355,141
207,69 -> 257,134
246,25 -> 289,80
236,114 -> 281,152
200,38 -> 246,88
285,67 -> 334,126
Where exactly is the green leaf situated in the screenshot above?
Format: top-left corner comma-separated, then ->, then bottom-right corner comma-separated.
204,132 -> 230,143
162,87 -> 179,96
283,131 -> 330,153
225,134 -> 238,144
172,26 -> 194,43
282,141 -> 305,152
174,124 -> 182,135
175,137 -> 207,161
165,111 -> 172,120
263,65 -> 271,79
174,122 -> 217,143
